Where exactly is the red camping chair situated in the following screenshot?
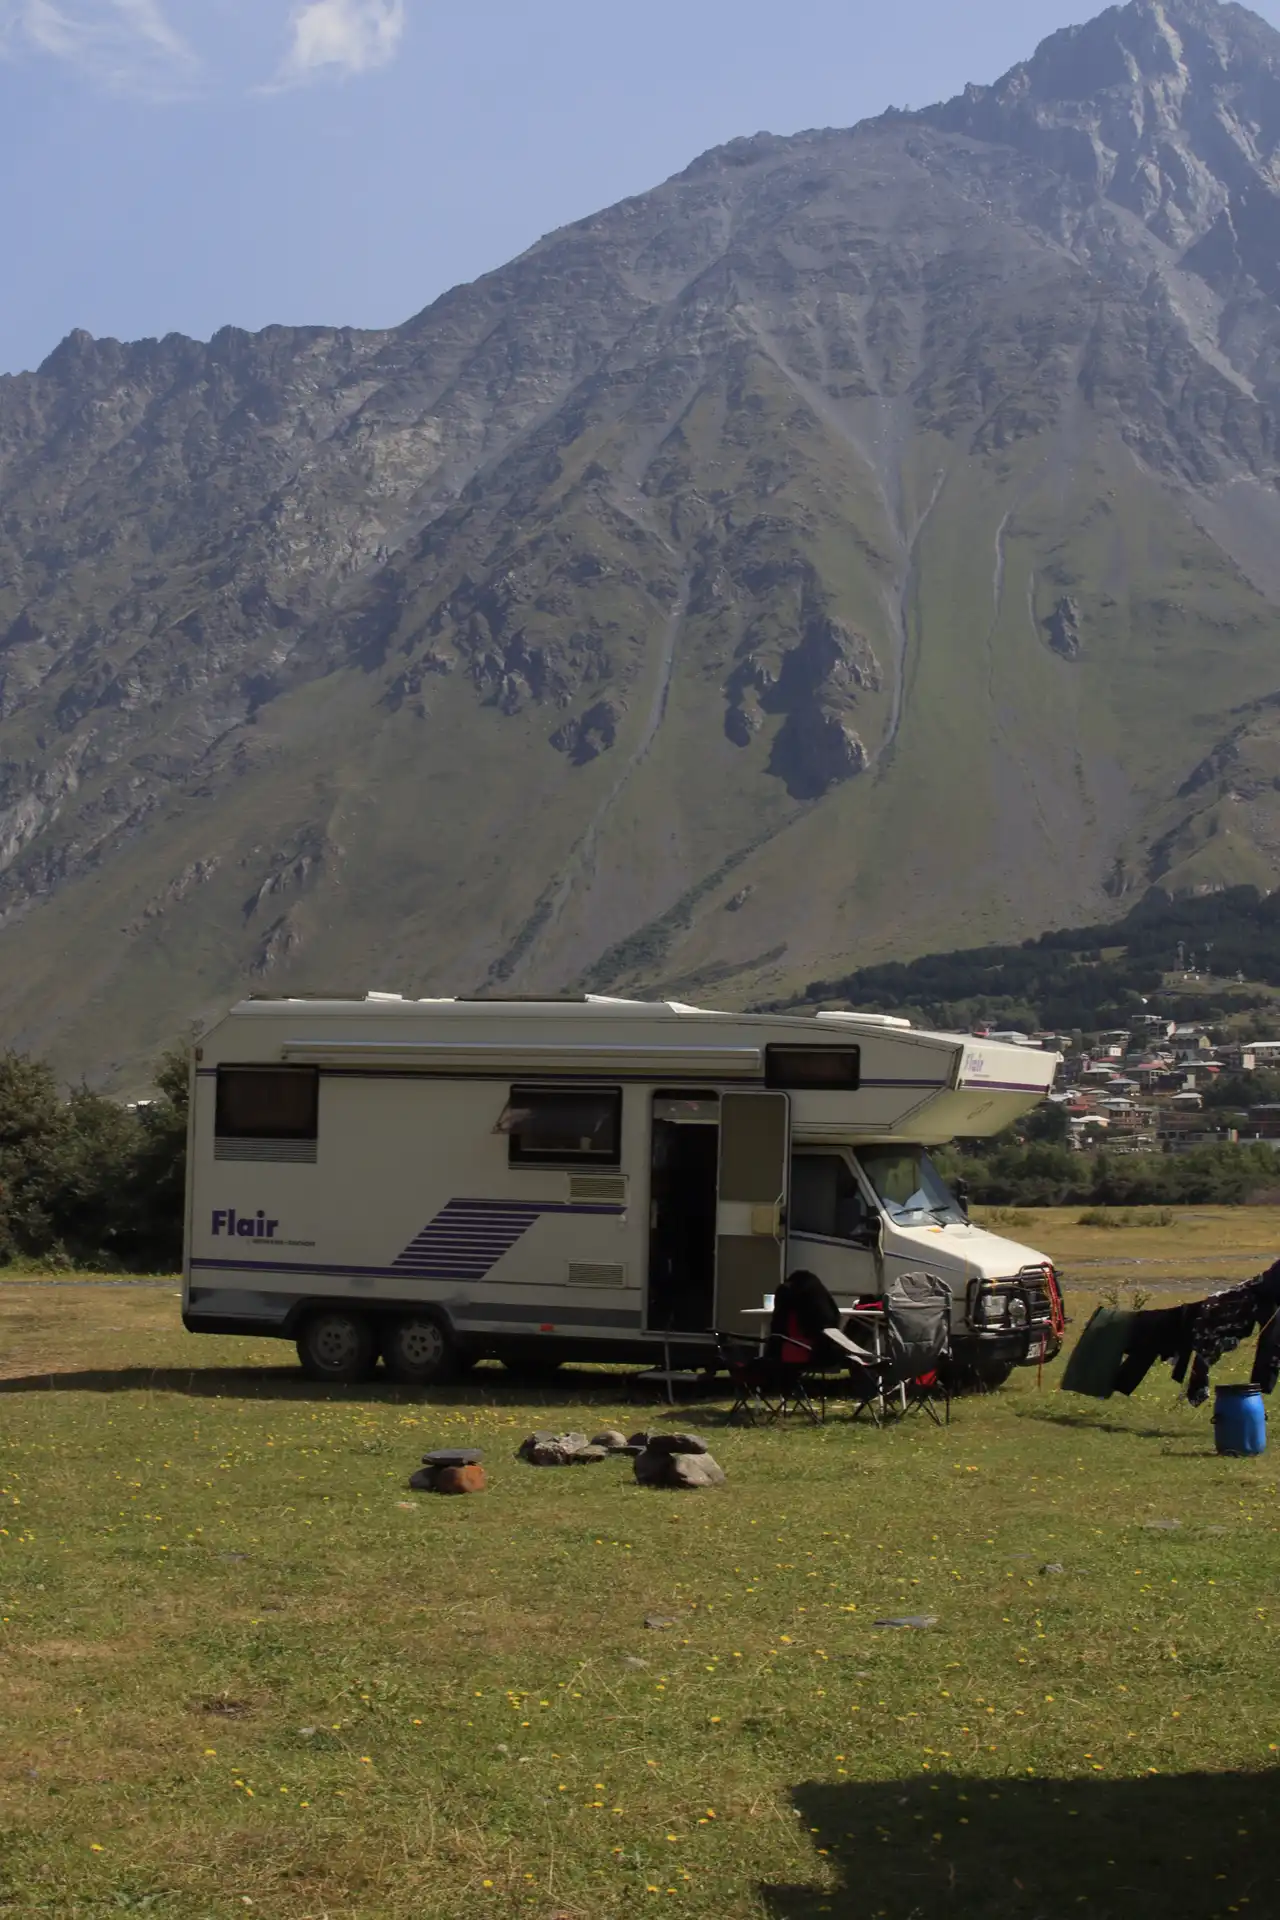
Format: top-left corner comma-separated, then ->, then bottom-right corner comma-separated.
716,1309 -> 823,1425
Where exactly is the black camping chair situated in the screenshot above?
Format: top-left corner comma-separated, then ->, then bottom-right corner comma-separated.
850,1272 -> 952,1427
715,1316 -> 823,1425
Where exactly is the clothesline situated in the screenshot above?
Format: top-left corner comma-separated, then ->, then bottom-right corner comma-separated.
1062,1260 -> 1280,1406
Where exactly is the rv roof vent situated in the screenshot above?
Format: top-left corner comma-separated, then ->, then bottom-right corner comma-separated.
365,992 -> 405,1002
815,1011 -> 913,1030
248,991 -> 364,1002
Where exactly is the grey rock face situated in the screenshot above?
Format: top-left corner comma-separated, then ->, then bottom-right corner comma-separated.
1044,597 -> 1083,659
8,0 -> 1280,1073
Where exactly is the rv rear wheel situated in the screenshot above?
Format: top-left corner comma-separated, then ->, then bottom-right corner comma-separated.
382,1314 -> 457,1386
296,1311 -> 379,1384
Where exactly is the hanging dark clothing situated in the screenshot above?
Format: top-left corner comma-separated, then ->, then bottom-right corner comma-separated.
1172,1262 -> 1280,1406
1061,1307 -> 1137,1399
1113,1304 -> 1197,1397
1251,1306 -> 1280,1394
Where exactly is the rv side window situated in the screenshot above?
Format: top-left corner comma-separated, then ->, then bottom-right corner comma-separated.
503,1085 -> 622,1167
765,1046 -> 861,1090
216,1067 -> 319,1140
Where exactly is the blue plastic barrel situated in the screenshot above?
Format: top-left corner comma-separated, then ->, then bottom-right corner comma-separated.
1213,1384 -> 1267,1457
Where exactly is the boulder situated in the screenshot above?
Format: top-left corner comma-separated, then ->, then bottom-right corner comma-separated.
633,1447 -> 671,1486
408,1466 -> 437,1492
667,1453 -> 727,1488
520,1432 -> 594,1467
435,1464 -> 487,1495
634,1445 -> 725,1488
589,1431 -> 630,1452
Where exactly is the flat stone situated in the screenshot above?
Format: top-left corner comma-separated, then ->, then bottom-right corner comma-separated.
422,1448 -> 484,1468
1040,1564 -> 1066,1576
873,1615 -> 939,1630
566,1445 -> 608,1464
623,1656 -> 650,1670
644,1615 -> 678,1630
1142,1519 -> 1183,1531
643,1432 -> 709,1457
590,1431 -> 630,1452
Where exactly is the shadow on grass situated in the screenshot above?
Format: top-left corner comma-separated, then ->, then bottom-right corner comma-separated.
1015,1405 -> 1194,1442
0,1363 -> 734,1409
761,1769 -> 1275,1918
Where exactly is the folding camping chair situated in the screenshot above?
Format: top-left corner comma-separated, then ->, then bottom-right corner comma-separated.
849,1272 -> 952,1426
715,1323 -> 823,1425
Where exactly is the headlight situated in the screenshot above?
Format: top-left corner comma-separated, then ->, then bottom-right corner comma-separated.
975,1292 -> 1008,1326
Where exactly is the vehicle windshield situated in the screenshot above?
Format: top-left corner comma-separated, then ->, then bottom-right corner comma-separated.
856,1147 -> 966,1226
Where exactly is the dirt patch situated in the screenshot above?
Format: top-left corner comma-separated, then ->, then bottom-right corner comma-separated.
19,1639 -> 120,1663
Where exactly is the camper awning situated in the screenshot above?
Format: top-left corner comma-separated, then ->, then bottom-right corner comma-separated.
278,1039 -> 765,1077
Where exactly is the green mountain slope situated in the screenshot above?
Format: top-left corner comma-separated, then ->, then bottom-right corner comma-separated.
4,0 -> 1280,1082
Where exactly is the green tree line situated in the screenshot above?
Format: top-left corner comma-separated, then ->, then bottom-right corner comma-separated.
779,886 -> 1280,1033
0,1047 -> 187,1271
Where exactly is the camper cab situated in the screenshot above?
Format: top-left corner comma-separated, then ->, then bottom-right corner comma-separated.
183,994 -> 1062,1385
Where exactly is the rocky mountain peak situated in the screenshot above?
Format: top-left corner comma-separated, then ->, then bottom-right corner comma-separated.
926,1 -> 1280,240
9,1 -> 1280,1079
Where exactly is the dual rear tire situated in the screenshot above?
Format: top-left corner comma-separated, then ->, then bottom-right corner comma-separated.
295,1310 -> 462,1386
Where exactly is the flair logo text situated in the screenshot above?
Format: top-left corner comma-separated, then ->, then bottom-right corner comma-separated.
212,1209 -> 280,1239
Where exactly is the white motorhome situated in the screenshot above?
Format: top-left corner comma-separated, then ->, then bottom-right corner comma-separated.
183,994 -> 1064,1387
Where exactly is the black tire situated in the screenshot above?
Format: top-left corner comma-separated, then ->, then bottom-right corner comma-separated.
970,1360 -> 1015,1394
296,1311 -> 379,1384
382,1314 -> 457,1386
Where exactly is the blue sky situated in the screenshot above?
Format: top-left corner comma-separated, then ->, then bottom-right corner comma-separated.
1,0 -> 1277,374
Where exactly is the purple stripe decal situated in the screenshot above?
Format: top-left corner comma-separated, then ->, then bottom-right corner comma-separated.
390,1197 -> 625,1278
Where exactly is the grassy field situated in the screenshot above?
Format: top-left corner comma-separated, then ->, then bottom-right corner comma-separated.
2,1211 -> 1279,1918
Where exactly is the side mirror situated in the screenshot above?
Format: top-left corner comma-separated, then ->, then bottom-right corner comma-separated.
954,1178 -> 971,1223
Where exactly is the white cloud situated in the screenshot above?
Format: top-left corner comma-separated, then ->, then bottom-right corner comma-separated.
0,0 -> 411,94
277,0 -> 405,84
0,0 -> 198,92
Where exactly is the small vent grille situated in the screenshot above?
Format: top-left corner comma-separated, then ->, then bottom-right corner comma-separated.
566,1261 -> 627,1289
568,1173 -> 628,1205
215,1137 -> 317,1165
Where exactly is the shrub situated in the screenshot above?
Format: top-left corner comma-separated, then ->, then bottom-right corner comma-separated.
0,1045 -> 188,1272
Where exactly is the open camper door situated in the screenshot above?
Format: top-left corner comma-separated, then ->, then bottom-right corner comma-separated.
715,1092 -> 790,1329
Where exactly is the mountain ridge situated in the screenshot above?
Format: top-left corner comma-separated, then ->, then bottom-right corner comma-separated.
5,0 -> 1280,1084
